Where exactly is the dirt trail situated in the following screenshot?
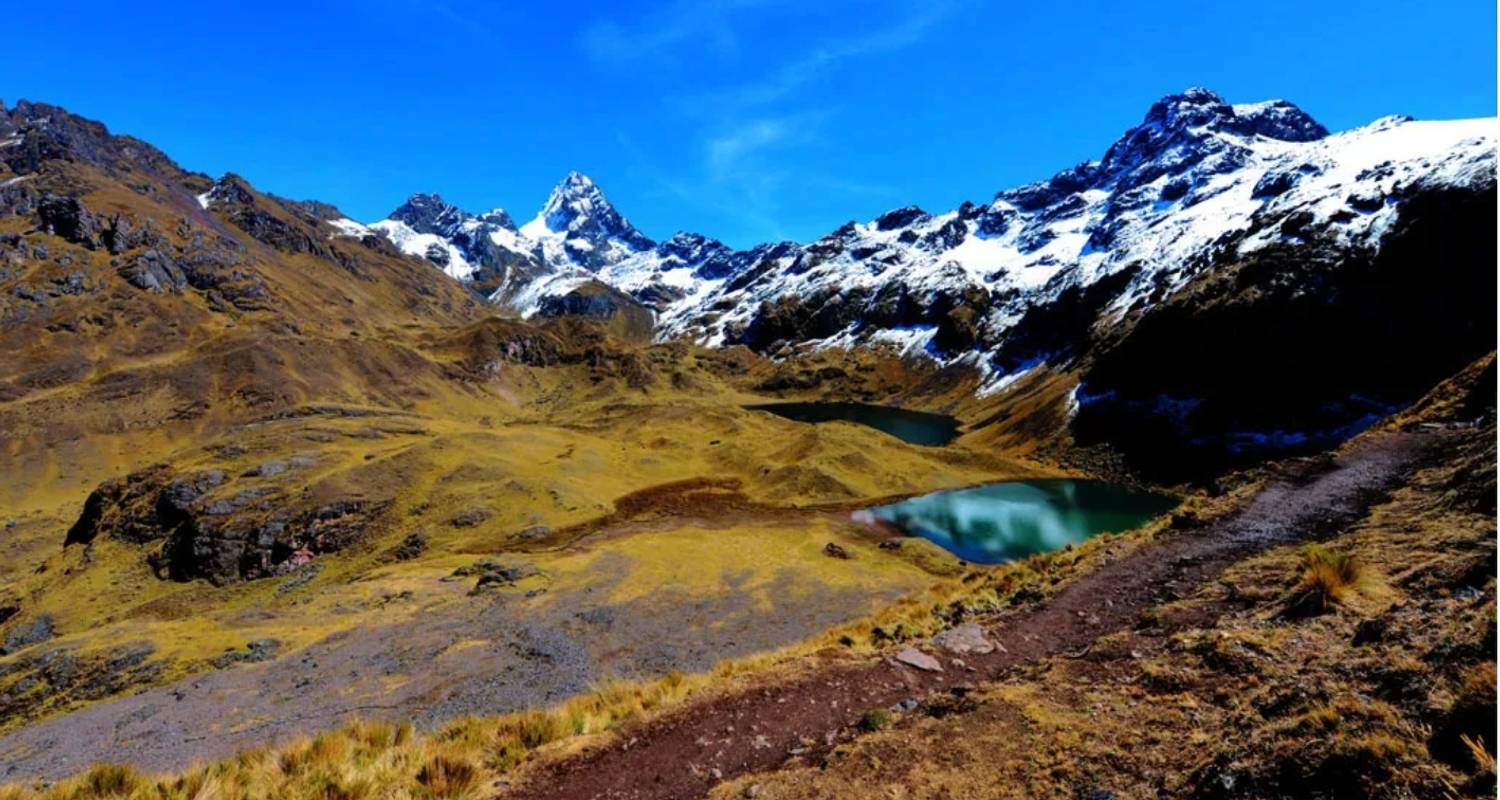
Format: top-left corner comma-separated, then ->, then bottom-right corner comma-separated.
502,431 -> 1440,800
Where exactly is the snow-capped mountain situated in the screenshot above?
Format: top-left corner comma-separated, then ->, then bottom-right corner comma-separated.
519,171 -> 655,270
326,192 -> 545,298
637,88 -> 1493,378
331,88 -> 1494,390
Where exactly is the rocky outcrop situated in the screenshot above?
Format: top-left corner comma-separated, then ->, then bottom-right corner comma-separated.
65,464 -> 391,584
35,196 -> 100,248
1,100 -> 184,181
0,639 -> 161,735
120,249 -> 186,293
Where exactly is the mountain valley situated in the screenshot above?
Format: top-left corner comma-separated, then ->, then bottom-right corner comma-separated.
0,89 -> 1493,799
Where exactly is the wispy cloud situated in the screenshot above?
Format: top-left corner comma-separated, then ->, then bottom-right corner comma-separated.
580,0 -> 781,67
705,113 -> 825,176
716,1 -> 957,108
707,119 -> 785,174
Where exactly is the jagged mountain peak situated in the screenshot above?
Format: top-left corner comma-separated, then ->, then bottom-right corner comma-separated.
522,171 -> 655,266
534,170 -> 613,231
1141,86 -> 1233,125
388,193 -> 474,235
556,169 -> 595,193
1139,87 -> 1325,142
1229,99 -> 1329,142
657,230 -> 732,265
340,90 -> 1489,391
475,207 -> 516,228
1077,87 -> 1331,196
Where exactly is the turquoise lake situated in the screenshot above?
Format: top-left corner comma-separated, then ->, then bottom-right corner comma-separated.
862,479 -> 1176,564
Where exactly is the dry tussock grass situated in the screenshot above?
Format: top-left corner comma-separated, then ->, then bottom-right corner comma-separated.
0,672 -> 698,800
1283,543 -> 1365,616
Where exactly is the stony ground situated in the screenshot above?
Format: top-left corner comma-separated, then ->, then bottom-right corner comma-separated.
0,503 -> 941,782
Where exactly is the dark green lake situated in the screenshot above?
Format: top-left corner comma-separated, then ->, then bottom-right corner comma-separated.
745,401 -> 960,446
860,480 -> 1177,564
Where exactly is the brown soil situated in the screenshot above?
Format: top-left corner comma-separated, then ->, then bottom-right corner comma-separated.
500,430 -> 1443,800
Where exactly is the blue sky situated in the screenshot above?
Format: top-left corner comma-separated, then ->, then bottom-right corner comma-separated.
8,1 -> 1495,247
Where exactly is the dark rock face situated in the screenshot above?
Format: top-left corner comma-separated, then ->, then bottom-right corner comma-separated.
174,229 -> 265,310
876,206 -> 929,231
36,196 -> 100,248
989,266 -> 1140,374
930,283 -> 992,354
1251,169 -> 1301,199
656,232 -> 737,281
920,217 -> 968,252
120,249 -> 186,293
533,281 -> 656,340
453,558 -> 540,593
423,242 -> 450,266
100,213 -> 166,255
389,530 -> 428,561
1072,184 -> 1498,481
64,465 -> 390,584
1230,98 -> 1329,142
537,288 -> 628,320
210,638 -> 280,669
732,269 -> 1000,358
1,100 -> 183,180
449,507 -> 492,528
200,175 -> 366,282
207,177 -> 317,255
388,193 -> 474,234
1087,88 -> 1325,200
741,290 -> 850,351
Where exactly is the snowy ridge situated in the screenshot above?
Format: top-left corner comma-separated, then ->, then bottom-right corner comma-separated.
366,218 -> 477,281
333,89 -> 1495,373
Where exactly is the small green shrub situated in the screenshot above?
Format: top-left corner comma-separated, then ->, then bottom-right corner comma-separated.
859,708 -> 892,732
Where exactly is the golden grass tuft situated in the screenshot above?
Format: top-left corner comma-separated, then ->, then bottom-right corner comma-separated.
80,764 -> 144,798
1462,734 -> 1496,775
1457,661 -> 1496,705
1284,544 -> 1363,616
414,754 -> 478,799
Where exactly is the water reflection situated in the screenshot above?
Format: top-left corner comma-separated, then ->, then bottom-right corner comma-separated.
860,480 -> 1176,564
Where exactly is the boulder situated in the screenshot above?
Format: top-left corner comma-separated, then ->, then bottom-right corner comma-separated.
389,530 -> 428,561
449,507 -> 492,528
894,646 -> 943,672
120,249 -> 187,293
931,622 -> 997,655
511,525 -> 552,541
